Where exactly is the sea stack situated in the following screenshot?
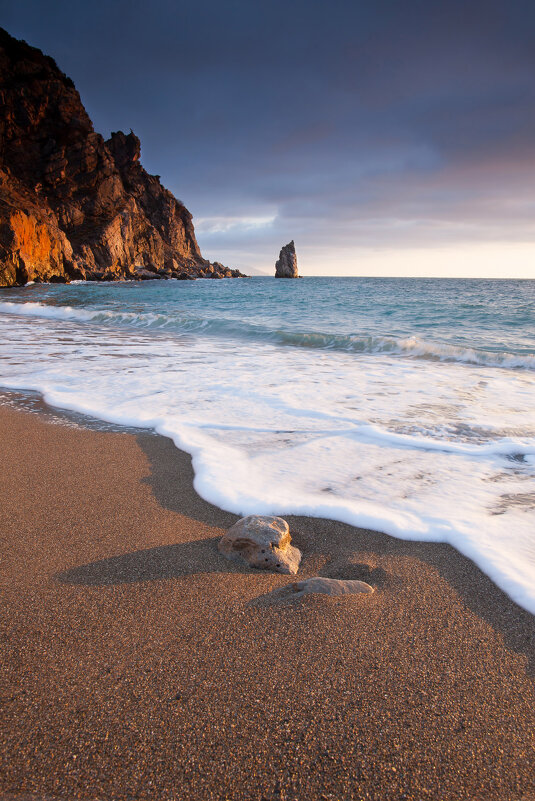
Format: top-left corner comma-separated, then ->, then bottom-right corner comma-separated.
275,240 -> 299,278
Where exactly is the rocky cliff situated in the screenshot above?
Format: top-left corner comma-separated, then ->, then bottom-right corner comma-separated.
275,240 -> 298,278
0,28 -> 244,286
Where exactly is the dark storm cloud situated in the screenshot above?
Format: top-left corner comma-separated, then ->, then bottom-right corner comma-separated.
2,0 -> 535,271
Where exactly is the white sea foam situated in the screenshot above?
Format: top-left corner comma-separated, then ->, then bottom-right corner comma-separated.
1,301 -> 535,614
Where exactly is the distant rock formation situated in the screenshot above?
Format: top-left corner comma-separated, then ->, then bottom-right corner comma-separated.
0,28 -> 245,286
218,515 -> 302,574
275,240 -> 298,278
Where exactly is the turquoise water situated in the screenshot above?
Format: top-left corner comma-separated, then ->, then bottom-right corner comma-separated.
3,277 -> 535,361
0,277 -> 534,612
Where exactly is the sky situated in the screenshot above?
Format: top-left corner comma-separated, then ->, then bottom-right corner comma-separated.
1,0 -> 535,277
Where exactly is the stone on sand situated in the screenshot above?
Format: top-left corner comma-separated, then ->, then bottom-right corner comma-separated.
292,577 -> 374,596
219,515 -> 302,574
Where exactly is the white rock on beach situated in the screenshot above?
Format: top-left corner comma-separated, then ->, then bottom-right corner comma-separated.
291,577 -> 374,596
218,515 -> 302,574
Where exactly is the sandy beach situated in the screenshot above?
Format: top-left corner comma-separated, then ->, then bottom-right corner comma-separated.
0,402 -> 534,801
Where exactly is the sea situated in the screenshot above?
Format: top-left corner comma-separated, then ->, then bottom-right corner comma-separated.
1,276 -> 534,613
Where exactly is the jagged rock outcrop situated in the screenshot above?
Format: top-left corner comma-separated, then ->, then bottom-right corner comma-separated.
275,240 -> 298,278
0,28 -> 245,286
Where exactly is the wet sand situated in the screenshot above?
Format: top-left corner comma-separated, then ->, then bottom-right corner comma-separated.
0,403 -> 534,801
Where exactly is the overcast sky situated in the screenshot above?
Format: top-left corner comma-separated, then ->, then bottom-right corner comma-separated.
2,0 -> 535,276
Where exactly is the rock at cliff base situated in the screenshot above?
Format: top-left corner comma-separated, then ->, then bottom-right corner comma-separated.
291,577 -> 374,596
275,240 -> 299,278
218,515 -> 302,574
134,268 -> 164,280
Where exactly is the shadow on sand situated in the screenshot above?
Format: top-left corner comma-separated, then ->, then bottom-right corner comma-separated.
57,430 -> 535,676
56,537 -> 238,585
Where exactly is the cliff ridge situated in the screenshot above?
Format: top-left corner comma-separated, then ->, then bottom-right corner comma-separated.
0,28 -> 244,286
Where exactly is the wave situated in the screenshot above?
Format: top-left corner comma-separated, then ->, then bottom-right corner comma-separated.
2,299 -> 535,370
274,330 -> 535,369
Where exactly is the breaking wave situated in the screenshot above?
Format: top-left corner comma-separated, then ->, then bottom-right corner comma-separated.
1,299 -> 534,370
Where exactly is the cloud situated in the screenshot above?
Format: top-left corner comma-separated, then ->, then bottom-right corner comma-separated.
194,215 -> 277,234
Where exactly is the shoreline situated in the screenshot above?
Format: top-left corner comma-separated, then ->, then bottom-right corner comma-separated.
2,383 -> 534,615
1,399 -> 534,800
